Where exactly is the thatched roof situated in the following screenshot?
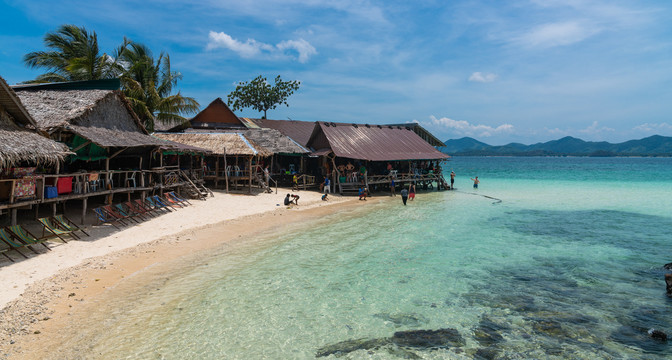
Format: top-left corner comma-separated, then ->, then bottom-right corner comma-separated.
0,76 -> 72,167
14,89 -> 165,148
242,128 -> 309,154
153,133 -> 273,157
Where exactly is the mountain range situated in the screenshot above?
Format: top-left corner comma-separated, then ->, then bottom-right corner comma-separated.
439,135 -> 672,156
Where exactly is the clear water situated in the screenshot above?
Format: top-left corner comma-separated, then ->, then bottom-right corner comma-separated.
54,157 -> 672,359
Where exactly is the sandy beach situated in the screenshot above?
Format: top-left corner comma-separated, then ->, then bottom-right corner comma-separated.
0,189 -> 370,359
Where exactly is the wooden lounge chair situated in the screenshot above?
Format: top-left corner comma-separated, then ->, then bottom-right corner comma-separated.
166,191 -> 192,206
38,217 -> 75,241
102,205 -> 136,224
0,227 -> 33,261
161,193 -> 186,208
146,196 -> 173,213
153,195 -> 180,209
7,225 -> 54,249
133,199 -> 159,217
126,201 -> 154,219
93,207 -> 122,229
115,203 -> 144,222
52,214 -> 90,237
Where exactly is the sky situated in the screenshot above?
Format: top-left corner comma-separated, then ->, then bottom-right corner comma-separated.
1,0 -> 671,145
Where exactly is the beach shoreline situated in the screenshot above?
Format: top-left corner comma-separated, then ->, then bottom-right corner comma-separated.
0,189 -> 377,359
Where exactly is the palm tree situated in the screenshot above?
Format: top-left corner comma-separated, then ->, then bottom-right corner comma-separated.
23,24 -> 127,83
119,42 -> 199,132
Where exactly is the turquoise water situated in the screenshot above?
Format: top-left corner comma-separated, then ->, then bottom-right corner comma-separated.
55,157 -> 672,359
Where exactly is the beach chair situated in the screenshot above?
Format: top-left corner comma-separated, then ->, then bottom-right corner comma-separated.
166,191 -> 191,206
133,199 -> 159,217
102,205 -> 136,225
53,214 -> 90,237
144,196 -> 172,213
126,201 -> 154,219
0,227 -> 34,261
151,195 -> 177,211
93,207 -> 122,229
161,193 -> 186,208
7,225 -> 54,250
117,203 -> 146,222
38,217 -> 75,242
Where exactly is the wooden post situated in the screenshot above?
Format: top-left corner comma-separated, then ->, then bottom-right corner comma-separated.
224,155 -> 229,193
51,203 -> 57,217
81,198 -> 87,225
11,208 -> 17,226
248,156 -> 252,194
215,156 -> 220,188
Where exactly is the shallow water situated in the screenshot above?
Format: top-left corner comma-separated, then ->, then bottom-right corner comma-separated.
53,157 -> 672,359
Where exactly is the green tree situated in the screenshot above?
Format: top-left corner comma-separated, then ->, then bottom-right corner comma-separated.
23,24 -> 128,83
119,42 -> 199,132
227,75 -> 301,119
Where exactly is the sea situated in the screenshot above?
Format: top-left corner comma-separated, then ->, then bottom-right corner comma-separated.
51,157 -> 672,359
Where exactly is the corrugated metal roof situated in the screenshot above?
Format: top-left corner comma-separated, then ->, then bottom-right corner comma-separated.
313,122 -> 448,161
248,118 -> 316,147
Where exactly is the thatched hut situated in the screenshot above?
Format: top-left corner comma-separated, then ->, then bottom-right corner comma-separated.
153,132 -> 272,193
1,76 -> 74,223
0,76 -> 71,169
14,87 -> 170,190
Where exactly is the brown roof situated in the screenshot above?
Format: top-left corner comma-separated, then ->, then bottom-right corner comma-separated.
307,122 -> 449,161
0,76 -> 72,167
14,89 -> 166,148
189,98 -> 247,130
247,118 -> 316,147
153,133 -> 273,157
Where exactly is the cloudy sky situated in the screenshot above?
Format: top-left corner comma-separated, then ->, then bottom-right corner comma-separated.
1,0 -> 671,144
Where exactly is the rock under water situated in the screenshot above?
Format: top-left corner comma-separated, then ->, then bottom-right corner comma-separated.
316,328 -> 464,357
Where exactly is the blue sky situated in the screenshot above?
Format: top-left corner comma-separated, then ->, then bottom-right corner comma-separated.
1,0 -> 671,145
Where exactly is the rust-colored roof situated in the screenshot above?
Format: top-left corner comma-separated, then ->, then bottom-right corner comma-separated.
190,98 -> 247,129
248,118 -> 316,147
308,122 -> 448,161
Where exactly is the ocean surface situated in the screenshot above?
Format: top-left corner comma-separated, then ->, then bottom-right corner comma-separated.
54,157 -> 672,359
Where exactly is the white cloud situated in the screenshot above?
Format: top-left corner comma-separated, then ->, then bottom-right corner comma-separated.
468,72 -> 498,83
514,21 -> 600,48
277,39 -> 317,63
633,122 -> 672,132
207,31 -> 316,63
578,121 -> 615,135
427,115 -> 513,138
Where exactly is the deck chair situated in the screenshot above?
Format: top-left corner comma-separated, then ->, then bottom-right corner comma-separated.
102,205 -> 136,225
93,207 -> 122,229
161,193 -> 186,208
53,214 -> 90,237
166,191 -> 191,206
7,225 -> 54,249
126,201 -> 154,219
144,197 -> 172,213
0,228 -> 33,261
134,199 -> 159,217
151,195 -> 176,211
115,203 -> 144,222
38,217 -> 75,242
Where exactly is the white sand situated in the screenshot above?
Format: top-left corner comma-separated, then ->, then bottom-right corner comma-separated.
0,189 -> 346,310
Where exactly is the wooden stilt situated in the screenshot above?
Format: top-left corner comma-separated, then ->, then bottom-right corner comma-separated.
11,208 -> 17,226
82,198 -> 87,225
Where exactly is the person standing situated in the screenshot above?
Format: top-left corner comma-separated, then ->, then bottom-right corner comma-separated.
471,176 -> 479,189
323,176 -> 331,193
450,171 -> 455,189
400,187 -> 409,205
390,178 -> 396,196
409,183 -> 416,201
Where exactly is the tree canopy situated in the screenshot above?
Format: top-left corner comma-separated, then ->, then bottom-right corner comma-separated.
227,75 -> 300,119
23,24 -> 199,132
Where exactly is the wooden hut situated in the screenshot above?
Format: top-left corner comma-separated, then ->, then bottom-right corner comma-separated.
153,133 -> 272,193
0,76 -> 73,223
13,85 -> 177,221
305,122 -> 449,194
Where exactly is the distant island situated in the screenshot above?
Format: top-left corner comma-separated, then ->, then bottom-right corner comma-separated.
440,135 -> 672,157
